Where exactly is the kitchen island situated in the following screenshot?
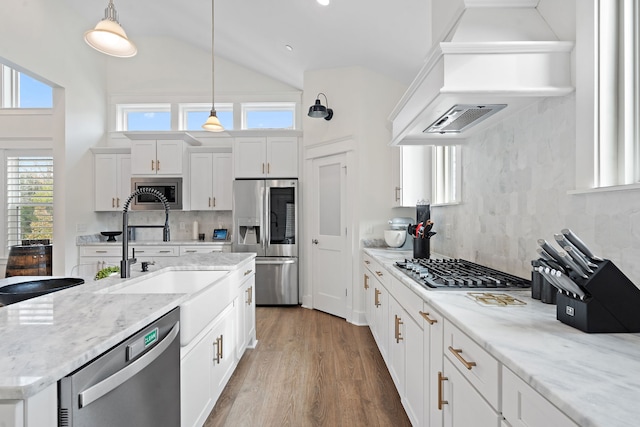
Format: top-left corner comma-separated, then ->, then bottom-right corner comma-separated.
364,247 -> 640,427
0,252 -> 255,426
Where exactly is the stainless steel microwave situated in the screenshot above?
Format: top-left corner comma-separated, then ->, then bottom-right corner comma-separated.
130,177 -> 183,210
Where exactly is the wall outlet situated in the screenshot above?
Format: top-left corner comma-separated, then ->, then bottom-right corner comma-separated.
445,223 -> 452,239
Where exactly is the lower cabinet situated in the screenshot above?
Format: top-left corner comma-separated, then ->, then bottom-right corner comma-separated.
0,384 -> 56,427
236,267 -> 256,359
442,357 -> 502,427
502,367 -> 578,427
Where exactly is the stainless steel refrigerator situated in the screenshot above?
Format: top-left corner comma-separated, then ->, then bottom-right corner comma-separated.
232,179 -> 298,305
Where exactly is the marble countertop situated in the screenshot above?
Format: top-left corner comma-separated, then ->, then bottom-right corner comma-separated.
0,252 -> 255,400
364,248 -> 640,427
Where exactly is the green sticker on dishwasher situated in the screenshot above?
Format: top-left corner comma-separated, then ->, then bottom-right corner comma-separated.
144,328 -> 158,347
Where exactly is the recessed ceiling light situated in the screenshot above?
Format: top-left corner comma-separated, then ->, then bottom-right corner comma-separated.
317,0 -> 330,6
285,45 -> 293,52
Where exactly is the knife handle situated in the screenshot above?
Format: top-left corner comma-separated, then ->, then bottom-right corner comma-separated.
561,229 -> 603,261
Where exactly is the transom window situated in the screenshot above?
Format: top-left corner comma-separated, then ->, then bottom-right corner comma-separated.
179,103 -> 233,131
0,64 -> 53,109
117,104 -> 171,131
241,102 -> 295,130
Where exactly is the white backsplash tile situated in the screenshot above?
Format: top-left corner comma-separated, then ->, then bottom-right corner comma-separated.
431,93 -> 640,284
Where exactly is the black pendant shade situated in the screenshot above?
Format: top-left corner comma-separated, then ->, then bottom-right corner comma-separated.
307,93 -> 333,120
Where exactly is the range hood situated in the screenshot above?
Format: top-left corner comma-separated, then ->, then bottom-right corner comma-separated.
389,1 -> 574,145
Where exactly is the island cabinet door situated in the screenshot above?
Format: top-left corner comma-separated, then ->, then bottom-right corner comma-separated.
181,328 -> 215,427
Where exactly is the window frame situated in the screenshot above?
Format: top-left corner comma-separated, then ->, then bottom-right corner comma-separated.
0,149 -> 54,257
240,102 -> 296,130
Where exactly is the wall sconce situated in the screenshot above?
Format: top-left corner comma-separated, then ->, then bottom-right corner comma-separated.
307,93 -> 333,120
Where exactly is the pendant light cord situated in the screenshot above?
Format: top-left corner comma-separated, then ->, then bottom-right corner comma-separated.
211,0 -> 215,112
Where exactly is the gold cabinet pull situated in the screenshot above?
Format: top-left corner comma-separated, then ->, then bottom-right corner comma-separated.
364,274 -> 370,290
395,186 -> 401,202
116,197 -> 120,208
209,197 -> 212,207
438,371 -> 448,410
395,315 -> 404,343
244,269 -> 253,276
219,335 -> 223,360
246,286 -> 253,305
375,271 -> 383,277
151,160 -> 155,171
448,346 -> 477,370
364,260 -> 370,265
374,288 -> 381,307
267,163 -> 271,174
112,197 -> 116,208
419,311 -> 438,325
262,163 -> 265,174
213,197 -> 216,207
156,160 -> 160,171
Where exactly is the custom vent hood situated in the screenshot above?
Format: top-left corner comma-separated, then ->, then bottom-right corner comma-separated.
389,0 -> 574,145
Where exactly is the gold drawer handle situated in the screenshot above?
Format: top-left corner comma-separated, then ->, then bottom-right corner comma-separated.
448,346 -> 477,370
244,269 -> 253,276
419,311 -> 437,325
374,288 -> 381,307
438,371 -> 448,410
364,260 -> 370,265
363,274 -> 369,290
394,315 -> 404,343
375,271 -> 383,277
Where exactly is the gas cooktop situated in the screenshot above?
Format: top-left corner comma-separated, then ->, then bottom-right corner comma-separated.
395,258 -> 531,290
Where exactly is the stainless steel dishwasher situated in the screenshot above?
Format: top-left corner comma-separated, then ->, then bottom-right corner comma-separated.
58,308 -> 180,426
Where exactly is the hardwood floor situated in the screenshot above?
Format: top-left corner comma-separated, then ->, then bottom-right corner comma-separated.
204,306 -> 412,427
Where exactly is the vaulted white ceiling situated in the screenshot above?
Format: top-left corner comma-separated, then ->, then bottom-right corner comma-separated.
65,0 -> 431,89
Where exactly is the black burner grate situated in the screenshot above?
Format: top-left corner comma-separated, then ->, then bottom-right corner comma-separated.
395,258 -> 531,290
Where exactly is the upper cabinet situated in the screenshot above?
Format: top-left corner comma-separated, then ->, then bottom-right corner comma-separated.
93,150 -> 131,212
190,151 -> 233,211
391,146 -> 432,208
234,137 -> 298,178
130,140 -> 183,175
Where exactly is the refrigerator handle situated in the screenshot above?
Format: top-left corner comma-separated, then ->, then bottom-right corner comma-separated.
263,184 -> 269,251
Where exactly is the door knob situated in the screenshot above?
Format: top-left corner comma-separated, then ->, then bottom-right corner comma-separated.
312,239 -> 319,244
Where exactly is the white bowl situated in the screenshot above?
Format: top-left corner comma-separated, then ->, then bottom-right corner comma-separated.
384,230 -> 407,248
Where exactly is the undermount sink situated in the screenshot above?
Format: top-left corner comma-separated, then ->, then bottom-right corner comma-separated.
106,270 -> 230,345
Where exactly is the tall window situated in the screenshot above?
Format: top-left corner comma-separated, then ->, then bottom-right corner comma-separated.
6,154 -> 54,247
596,0 -> 640,187
0,64 -> 53,108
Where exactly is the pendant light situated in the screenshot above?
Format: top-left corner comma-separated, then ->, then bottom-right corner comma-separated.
202,0 -> 224,132
84,0 -> 137,58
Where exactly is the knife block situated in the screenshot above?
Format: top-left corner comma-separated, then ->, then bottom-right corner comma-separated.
556,260 -> 640,333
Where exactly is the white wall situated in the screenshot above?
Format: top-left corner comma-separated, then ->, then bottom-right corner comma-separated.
0,0 -> 107,275
302,66 -> 410,322
431,93 -> 640,285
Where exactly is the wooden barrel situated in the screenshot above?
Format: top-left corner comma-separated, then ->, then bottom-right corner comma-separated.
5,245 -> 52,277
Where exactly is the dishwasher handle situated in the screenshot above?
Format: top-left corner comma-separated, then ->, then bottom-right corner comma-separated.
78,321 -> 180,408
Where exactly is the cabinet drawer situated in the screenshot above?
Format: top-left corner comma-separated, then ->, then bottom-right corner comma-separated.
502,367 -> 578,427
131,246 -> 178,257
363,254 -> 390,288
444,320 -> 500,410
79,246 -> 123,257
180,245 -> 227,256
390,275 -> 424,326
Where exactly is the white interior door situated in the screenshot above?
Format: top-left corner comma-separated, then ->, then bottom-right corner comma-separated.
312,153 -> 348,318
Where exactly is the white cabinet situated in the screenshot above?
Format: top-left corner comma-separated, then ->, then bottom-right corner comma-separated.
442,357 -> 502,427
391,146 -> 432,207
441,320 -> 501,427
94,152 -> 131,211
236,266 -> 256,359
234,136 -> 298,178
502,367 -> 578,427
0,384 -> 56,427
190,152 -> 232,210
77,246 -> 129,277
181,302 -> 237,427
423,302 -> 444,427
131,245 -> 178,262
131,140 -> 183,175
